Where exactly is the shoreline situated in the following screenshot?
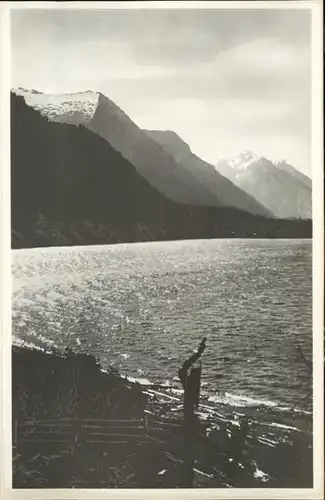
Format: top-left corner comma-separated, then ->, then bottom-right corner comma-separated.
12,233 -> 313,251
11,236 -> 313,253
12,343 -> 313,489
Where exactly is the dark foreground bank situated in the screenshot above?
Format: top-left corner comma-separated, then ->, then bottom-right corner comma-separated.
12,344 -> 313,489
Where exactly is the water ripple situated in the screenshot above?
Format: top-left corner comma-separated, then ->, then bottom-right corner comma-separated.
12,239 -> 312,413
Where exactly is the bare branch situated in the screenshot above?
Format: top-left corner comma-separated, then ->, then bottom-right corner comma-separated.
178,337 -> 207,389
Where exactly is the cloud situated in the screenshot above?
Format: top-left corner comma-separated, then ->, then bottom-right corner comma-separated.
11,8 -> 311,68
101,37 -> 310,100
11,7 -> 312,174
113,9 -> 311,67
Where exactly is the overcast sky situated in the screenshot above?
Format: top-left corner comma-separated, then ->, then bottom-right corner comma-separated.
11,8 -> 311,175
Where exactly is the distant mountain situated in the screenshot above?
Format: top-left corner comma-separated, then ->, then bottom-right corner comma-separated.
11,92 -> 311,249
216,151 -> 312,219
144,130 -> 273,217
13,88 -> 270,217
274,160 -> 312,189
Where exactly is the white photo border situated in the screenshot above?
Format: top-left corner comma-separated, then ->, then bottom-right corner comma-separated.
1,2 -> 323,499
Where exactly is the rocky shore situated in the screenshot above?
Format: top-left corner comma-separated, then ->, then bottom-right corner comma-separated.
12,344 -> 313,489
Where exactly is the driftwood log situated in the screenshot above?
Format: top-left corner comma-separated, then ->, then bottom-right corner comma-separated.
178,337 -> 207,486
178,337 -> 206,419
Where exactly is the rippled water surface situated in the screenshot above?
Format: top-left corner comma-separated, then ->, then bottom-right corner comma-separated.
12,239 -> 312,413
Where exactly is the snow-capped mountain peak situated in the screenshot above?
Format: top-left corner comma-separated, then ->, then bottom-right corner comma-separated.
238,150 -> 258,162
215,151 -> 312,219
227,150 -> 260,172
12,88 -> 100,124
14,87 -> 42,96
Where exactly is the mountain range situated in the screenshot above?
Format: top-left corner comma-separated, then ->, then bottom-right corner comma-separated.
144,130 -> 273,217
11,89 -> 311,248
13,88 -> 270,217
216,151 -> 311,219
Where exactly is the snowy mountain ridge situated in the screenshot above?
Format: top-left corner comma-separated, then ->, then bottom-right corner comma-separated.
13,87 -> 100,123
216,153 -> 312,219
218,150 -> 310,183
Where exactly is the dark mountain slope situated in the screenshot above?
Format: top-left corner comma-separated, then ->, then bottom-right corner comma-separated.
11,93 -> 311,249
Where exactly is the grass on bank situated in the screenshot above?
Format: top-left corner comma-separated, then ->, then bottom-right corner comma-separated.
12,344 -> 313,489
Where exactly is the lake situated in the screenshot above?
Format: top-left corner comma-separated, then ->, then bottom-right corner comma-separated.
12,239 -> 312,416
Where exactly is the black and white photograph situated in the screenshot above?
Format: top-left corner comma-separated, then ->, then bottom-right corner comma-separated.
1,1 -> 323,497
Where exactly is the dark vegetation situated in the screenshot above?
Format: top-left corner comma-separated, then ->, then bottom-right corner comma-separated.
12,344 -> 313,489
11,93 -> 311,249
